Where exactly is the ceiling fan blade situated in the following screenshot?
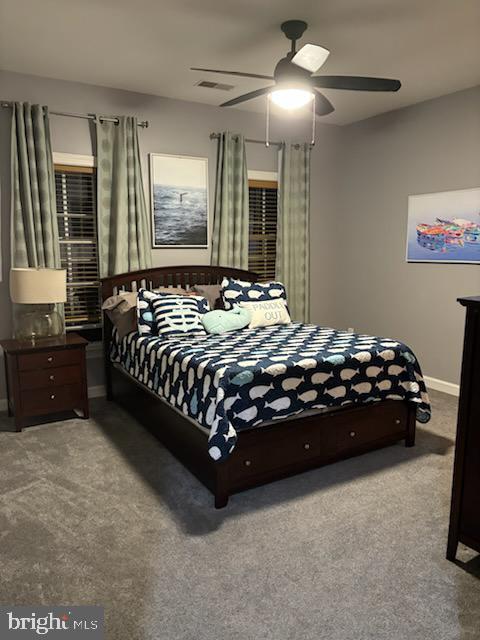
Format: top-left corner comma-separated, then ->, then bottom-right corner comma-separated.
313,76 -> 401,92
292,44 -> 330,73
220,86 -> 273,107
191,67 -> 273,81
315,90 -> 335,116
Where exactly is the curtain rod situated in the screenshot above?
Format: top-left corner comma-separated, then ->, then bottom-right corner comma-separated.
209,132 -> 313,149
1,101 -> 149,128
209,132 -> 281,147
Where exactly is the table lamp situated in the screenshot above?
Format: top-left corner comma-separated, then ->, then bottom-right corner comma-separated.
10,268 -> 67,341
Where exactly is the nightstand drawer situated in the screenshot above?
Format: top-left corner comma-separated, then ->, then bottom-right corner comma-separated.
19,365 -> 82,390
18,348 -> 82,371
21,384 -> 83,416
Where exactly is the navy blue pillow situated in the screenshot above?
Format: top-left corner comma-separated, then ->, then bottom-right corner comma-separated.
137,289 -> 209,337
151,294 -> 208,338
221,278 -> 287,311
137,289 -> 158,335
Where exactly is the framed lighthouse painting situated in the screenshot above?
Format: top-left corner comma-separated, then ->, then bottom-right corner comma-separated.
150,153 -> 209,248
406,187 -> 480,263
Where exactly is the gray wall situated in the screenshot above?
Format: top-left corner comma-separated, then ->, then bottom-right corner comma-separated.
0,70 -> 339,396
333,86 -> 480,385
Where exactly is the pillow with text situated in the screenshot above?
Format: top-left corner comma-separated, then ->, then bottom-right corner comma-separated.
239,298 -> 291,329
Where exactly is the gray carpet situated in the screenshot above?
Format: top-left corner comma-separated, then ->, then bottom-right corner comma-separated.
0,390 -> 479,640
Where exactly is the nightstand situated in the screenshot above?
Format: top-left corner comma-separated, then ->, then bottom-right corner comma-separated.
0,333 -> 89,431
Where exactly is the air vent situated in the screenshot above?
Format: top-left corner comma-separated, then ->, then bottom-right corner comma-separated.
196,80 -> 235,91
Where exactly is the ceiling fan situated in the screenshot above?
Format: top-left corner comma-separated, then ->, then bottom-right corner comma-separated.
191,20 -> 401,116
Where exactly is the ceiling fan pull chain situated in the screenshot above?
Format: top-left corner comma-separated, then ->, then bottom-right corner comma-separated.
311,94 -> 316,146
265,95 -> 270,148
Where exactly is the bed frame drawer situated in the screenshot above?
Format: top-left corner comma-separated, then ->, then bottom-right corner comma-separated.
228,421 -> 336,485
226,401 -> 409,491
335,402 -> 407,450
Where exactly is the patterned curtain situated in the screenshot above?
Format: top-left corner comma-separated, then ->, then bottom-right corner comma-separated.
96,116 -> 152,277
211,132 -> 249,269
277,143 -> 311,322
11,102 -> 60,268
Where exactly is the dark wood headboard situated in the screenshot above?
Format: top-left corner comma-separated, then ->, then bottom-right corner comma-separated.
100,265 -> 258,398
100,265 -> 258,300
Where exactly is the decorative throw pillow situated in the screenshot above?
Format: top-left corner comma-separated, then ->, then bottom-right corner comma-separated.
105,287 -> 194,338
221,277 -> 287,310
137,288 -> 208,336
192,284 -> 224,310
102,291 -> 138,339
201,306 -> 251,335
151,293 -> 209,338
239,299 -> 291,329
137,289 -> 158,335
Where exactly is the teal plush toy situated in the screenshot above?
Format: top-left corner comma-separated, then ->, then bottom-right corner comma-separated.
201,305 -> 251,335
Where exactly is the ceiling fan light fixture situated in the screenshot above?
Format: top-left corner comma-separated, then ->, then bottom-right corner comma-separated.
195,19 -> 401,115
269,88 -> 314,110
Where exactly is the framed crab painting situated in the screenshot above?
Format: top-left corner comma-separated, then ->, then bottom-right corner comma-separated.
406,187 -> 480,263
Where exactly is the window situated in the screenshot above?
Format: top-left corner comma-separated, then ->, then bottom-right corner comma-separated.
54,164 -> 102,335
248,179 -> 278,281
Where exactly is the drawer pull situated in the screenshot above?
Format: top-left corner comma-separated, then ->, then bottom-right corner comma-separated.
49,375 -> 55,381
244,460 -> 252,467
50,394 -> 55,400
395,419 -> 401,425
350,431 -> 356,438
47,356 -> 53,363
304,443 -> 310,450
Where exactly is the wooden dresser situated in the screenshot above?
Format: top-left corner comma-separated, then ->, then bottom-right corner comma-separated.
447,296 -> 480,561
1,333 -> 89,431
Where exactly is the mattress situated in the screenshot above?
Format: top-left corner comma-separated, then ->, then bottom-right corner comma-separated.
110,323 -> 431,462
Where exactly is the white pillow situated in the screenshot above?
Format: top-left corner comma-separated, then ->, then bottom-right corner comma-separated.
239,299 -> 291,329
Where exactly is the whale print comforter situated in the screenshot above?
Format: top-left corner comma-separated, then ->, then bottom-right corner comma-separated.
110,323 -> 431,462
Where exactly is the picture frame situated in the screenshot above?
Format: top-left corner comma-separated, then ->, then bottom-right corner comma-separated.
149,153 -> 209,248
406,187 -> 480,264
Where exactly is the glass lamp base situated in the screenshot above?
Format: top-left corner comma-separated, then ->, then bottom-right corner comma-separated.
13,304 -> 65,341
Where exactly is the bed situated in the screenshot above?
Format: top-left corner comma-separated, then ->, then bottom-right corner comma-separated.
101,266 -> 430,508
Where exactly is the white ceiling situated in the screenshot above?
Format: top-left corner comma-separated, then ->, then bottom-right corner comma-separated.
1,0 -> 479,125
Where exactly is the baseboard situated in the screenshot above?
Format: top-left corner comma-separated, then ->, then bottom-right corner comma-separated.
0,384 -> 107,412
423,375 -> 459,397
88,385 -> 106,398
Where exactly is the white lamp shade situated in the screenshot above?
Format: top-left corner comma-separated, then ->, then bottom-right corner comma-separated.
10,268 -> 67,304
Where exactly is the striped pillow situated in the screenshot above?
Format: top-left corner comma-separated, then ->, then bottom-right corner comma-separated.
151,294 -> 209,338
137,288 -> 209,336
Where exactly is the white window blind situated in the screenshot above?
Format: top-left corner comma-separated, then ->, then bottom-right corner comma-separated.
248,179 -> 278,281
54,165 -> 101,330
